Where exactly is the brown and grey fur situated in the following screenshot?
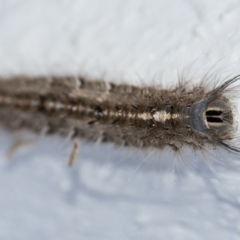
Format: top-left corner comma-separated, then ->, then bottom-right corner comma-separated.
0,75 -> 239,153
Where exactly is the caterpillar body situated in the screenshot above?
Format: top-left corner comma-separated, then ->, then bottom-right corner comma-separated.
0,74 -> 239,157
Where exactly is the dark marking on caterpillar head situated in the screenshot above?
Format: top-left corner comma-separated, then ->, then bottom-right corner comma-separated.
0,74 -> 239,154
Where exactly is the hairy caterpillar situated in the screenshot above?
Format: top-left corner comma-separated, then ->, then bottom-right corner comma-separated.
0,74 -> 239,165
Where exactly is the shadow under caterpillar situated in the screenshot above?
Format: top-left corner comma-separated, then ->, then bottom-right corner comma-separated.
0,74 -> 239,165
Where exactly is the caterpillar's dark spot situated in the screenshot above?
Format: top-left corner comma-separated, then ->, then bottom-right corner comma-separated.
206,110 -> 223,123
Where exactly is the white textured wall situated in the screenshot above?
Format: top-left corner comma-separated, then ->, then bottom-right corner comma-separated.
0,1 -> 240,239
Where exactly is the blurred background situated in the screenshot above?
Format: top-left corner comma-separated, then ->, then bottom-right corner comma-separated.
0,0 -> 240,239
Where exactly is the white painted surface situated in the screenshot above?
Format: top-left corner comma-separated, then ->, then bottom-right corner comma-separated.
0,1 -> 240,239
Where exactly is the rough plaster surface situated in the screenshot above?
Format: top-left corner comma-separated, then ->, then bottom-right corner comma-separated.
0,1 -> 240,239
